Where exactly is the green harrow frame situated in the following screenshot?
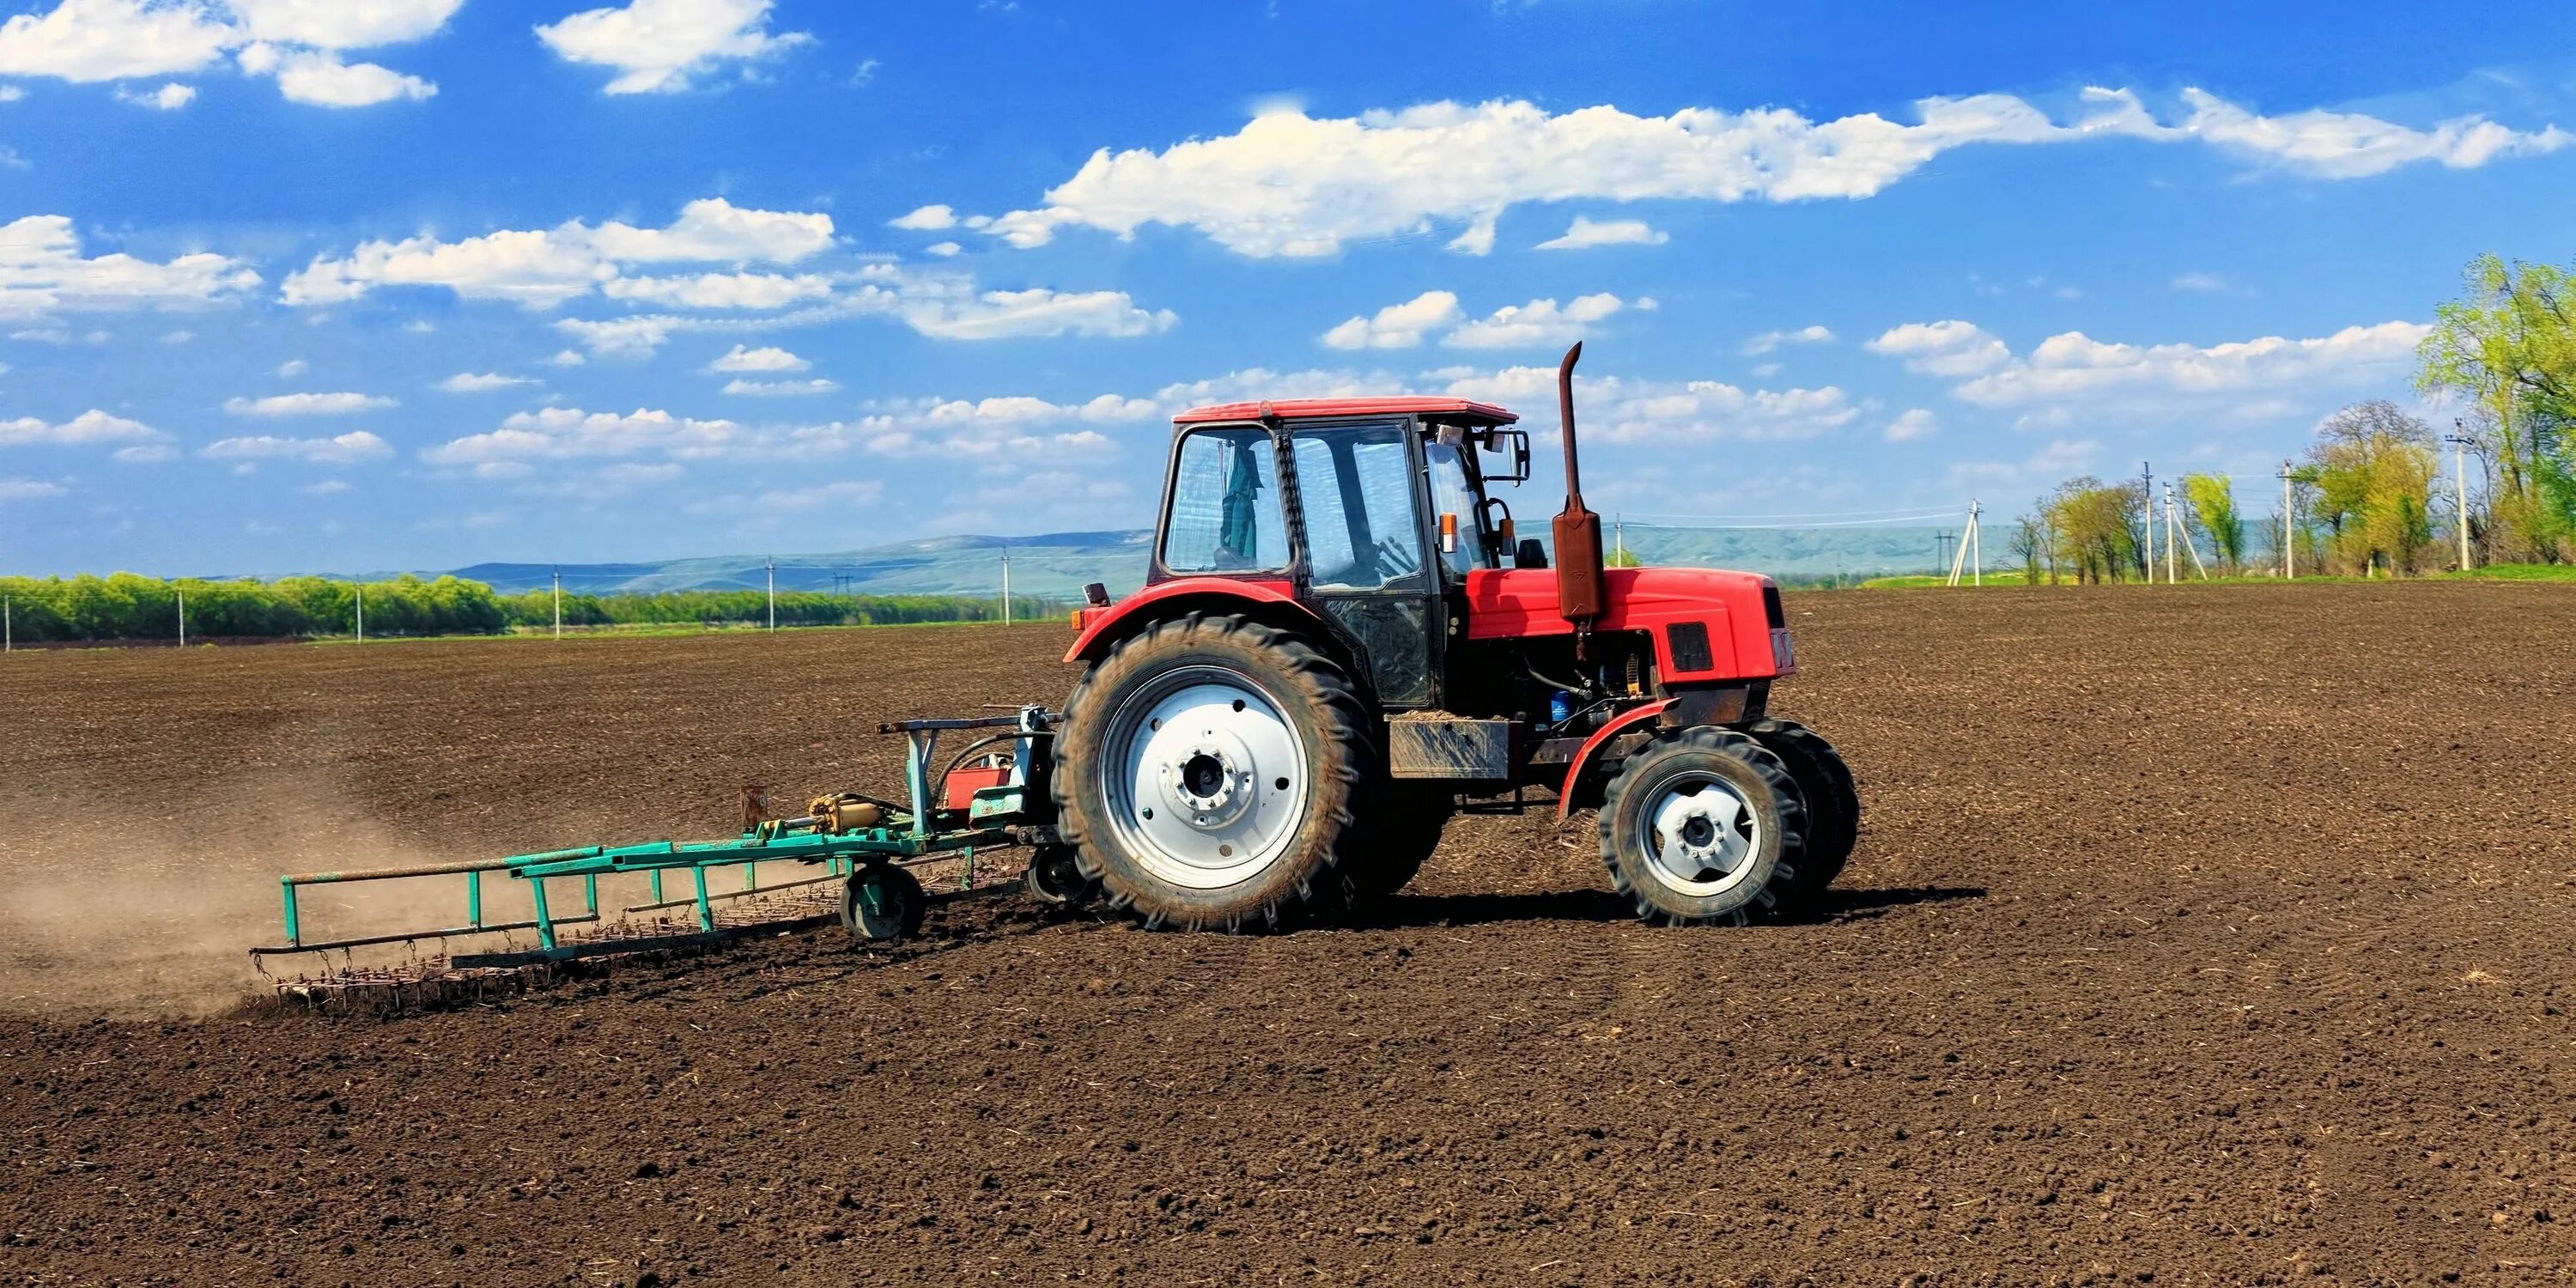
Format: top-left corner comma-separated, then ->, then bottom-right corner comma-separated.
252,707 -> 1061,974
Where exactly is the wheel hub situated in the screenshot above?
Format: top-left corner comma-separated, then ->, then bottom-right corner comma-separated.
1639,775 -> 1760,897
1105,670 -> 1309,890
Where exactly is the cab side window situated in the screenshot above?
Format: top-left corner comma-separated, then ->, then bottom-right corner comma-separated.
1292,425 -> 1424,591
1162,428 -> 1288,574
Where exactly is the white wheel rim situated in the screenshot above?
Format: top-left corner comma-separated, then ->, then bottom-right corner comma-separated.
1102,665 -> 1310,890
1634,773 -> 1763,898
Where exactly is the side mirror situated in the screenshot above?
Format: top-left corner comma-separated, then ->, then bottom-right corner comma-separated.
1516,538 -> 1550,570
1478,428 -> 1532,483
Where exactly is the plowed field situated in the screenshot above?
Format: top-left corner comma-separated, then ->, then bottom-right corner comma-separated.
5,584 -> 2574,1285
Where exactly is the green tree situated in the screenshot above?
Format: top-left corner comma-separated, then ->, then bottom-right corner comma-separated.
2300,401 -> 2438,575
2042,477 -> 2143,584
2417,254 -> 2576,561
2178,473 -> 2245,572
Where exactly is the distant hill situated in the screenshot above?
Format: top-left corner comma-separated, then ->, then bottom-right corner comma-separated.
437,525 -> 1949,598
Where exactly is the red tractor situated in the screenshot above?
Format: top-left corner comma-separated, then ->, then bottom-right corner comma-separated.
1042,343 -> 1858,930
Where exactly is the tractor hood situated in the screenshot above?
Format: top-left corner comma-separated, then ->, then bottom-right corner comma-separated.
1463,567 -> 1793,682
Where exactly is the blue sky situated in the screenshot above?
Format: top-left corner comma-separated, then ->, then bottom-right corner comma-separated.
0,0 -> 2571,575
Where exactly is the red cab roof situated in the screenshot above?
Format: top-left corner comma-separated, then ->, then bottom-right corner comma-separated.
1172,397 -> 1518,426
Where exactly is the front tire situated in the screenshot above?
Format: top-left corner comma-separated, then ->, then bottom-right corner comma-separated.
1597,726 -> 1807,926
1053,614 -> 1370,930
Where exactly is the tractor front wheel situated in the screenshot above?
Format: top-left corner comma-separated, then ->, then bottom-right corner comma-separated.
1747,717 -> 1858,902
1597,726 -> 1807,926
1053,614 -> 1370,931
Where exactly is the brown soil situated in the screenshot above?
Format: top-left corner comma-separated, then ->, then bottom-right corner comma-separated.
3,585 -> 2573,1285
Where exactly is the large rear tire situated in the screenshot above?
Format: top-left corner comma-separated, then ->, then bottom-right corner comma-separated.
1597,726 -> 1807,926
1053,614 -> 1371,931
1747,717 -> 1858,902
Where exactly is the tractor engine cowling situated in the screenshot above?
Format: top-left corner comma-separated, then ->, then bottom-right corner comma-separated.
1461,567 -> 1793,684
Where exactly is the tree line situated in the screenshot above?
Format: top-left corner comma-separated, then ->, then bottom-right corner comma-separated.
0,573 -> 1061,644
2008,252 -> 2574,582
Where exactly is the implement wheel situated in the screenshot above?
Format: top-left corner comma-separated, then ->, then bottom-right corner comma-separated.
1024,845 -> 1100,908
1747,717 -> 1859,902
1598,726 -> 1807,926
1053,613 -> 1370,931
842,865 -> 927,943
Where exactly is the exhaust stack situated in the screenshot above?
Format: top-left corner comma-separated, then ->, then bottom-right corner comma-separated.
1550,342 -> 1606,641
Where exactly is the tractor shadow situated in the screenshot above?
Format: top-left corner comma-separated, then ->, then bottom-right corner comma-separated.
1357,884 -> 1987,930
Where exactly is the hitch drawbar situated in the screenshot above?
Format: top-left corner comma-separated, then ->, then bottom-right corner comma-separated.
252,706 -> 1061,968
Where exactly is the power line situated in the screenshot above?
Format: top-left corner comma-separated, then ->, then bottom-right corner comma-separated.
1615,503 -> 1971,522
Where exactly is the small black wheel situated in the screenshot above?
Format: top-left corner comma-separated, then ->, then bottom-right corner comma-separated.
1343,782 -> 1453,903
1747,717 -> 1859,902
841,865 -> 927,942
1597,726 -> 1807,926
1024,845 -> 1101,907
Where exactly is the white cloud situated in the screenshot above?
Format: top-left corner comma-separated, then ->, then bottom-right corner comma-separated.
889,204 -> 957,231
276,358 -> 307,377
1534,216 -> 1668,251
956,89 -> 2571,258
722,377 -> 837,396
1883,408 -> 1938,442
2171,271 -> 2232,294
246,45 -> 434,106
299,477 -> 350,494
1443,293 -> 1637,349
0,215 -> 259,319
1741,325 -> 1834,355
555,272 -> 1176,352
708,343 -> 806,372
115,81 -> 194,109
223,391 -> 396,416
1321,290 -> 1460,349
0,85 -> 24,101
536,0 -> 810,94
283,197 -> 835,308
546,349 -> 586,367
1877,317 -> 2433,427
224,0 -> 462,48
112,442 -> 177,463
1439,365 -> 1856,444
1868,319 -> 2014,377
0,0 -> 453,106
0,477 -> 68,501
202,429 -> 393,464
424,406 -> 744,465
0,0 -> 233,82
0,408 -> 164,446
600,270 -> 834,309
922,241 -> 961,258
424,393 -> 1155,468
1949,438 -> 2099,486
750,478 -> 882,511
437,372 -> 536,392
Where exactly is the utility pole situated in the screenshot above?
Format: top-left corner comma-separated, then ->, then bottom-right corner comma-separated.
3,595 -> 10,653
176,585 -> 185,648
2163,483 -> 2178,584
766,558 -> 776,631
552,568 -> 562,640
2280,460 -> 2295,580
2448,422 -> 2475,572
1614,513 -> 1625,566
1935,531 -> 1953,576
1000,547 -> 1012,625
2140,462 -> 2154,585
1971,500 -> 1982,586
355,582 -> 364,643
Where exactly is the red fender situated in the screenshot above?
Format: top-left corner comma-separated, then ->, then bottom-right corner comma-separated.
1555,699 -> 1671,819
1064,576 -> 1312,664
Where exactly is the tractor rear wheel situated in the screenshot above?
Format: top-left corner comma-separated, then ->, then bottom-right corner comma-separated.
1747,717 -> 1858,902
1597,726 -> 1807,926
1053,614 -> 1370,931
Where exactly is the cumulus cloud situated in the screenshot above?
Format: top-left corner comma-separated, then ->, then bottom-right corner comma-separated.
437,372 -> 536,392
1867,319 -> 2014,377
0,215 -> 260,319
536,0 -> 810,94
0,477 -> 69,501
1444,293 -> 1641,349
1321,290 -> 1460,349
114,81 -> 194,109
0,0 -> 455,106
0,408 -> 165,446
1883,408 -> 1938,442
721,377 -> 837,396
889,204 -> 957,231
1741,325 -> 1834,355
949,89 -> 2569,258
282,198 -> 836,308
1876,317 -> 2433,426
223,391 -> 395,416
424,393 -> 1157,469
555,271 -> 1176,353
202,429 -> 393,463
1534,216 -> 1668,251
708,343 -> 806,372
